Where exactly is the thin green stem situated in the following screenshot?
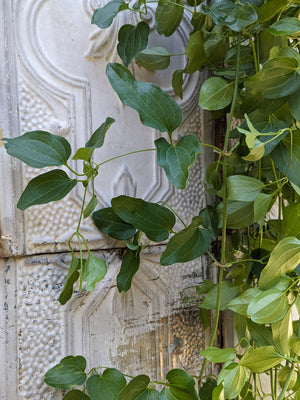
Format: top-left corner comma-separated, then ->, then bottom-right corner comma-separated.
199,142 -> 223,154
65,163 -> 86,177
146,0 -> 193,13
278,365 -> 295,400
249,36 -> 259,73
76,232 -> 84,291
77,185 -> 88,232
158,201 -> 187,227
97,148 -> 156,167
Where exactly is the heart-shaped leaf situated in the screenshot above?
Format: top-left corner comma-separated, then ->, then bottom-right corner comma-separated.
135,46 -> 170,70
62,390 -> 90,400
92,0 -> 127,29
199,77 -> 234,110
17,169 -> 77,210
247,289 -> 289,324
106,63 -> 182,134
155,135 -> 201,189
44,356 -> 87,389
268,17 -> 300,36
117,22 -> 150,66
111,196 -> 175,242
118,375 -> 150,400
92,207 -> 136,240
82,254 -> 107,291
86,368 -> 126,400
160,216 -> 211,265
2,131 -> 71,168
239,346 -> 283,373
155,0 -> 184,37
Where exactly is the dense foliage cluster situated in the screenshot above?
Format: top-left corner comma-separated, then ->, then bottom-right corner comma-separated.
2,0 -> 300,398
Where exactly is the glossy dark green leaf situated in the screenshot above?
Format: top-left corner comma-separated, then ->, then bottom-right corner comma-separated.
112,196 -> 175,242
212,383 -> 224,400
59,255 -> 80,305
92,0 -> 127,29
199,206 -> 218,240
117,22 -> 150,66
2,131 -> 71,168
254,193 -> 273,225
44,356 -> 87,389
135,46 -> 170,70
239,346 -> 283,373
217,200 -> 254,229
92,207 -> 136,240
247,289 -> 289,324
86,369 -> 126,400
200,0 -> 257,32
85,117 -> 115,149
155,135 -> 201,189
199,77 -> 233,110
282,203 -> 300,238
160,216 -> 211,266
117,248 -> 141,292
166,369 -> 200,400
227,175 -> 263,202
289,337 -> 300,356
206,162 -> 222,192
82,254 -> 107,291
245,57 -> 300,99
136,388 -> 160,400
118,375 -> 150,400
217,363 -> 249,400
271,133 -> 300,186
84,195 -> 98,219
288,87 -> 300,122
17,169 -> 77,210
247,320 -> 274,347
200,347 -> 235,363
199,378 -> 217,400
259,237 -> 300,290
268,18 -> 300,36
106,63 -> 183,134
63,390 -> 90,400
200,281 -> 240,311
172,70 -> 184,99
155,0 -> 184,37
186,31 -> 206,73
256,0 -> 287,23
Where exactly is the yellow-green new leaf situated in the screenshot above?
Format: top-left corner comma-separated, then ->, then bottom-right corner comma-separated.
272,307 -> 293,356
247,289 -> 289,324
289,337 -> 300,356
239,346 -> 283,373
259,237 -> 300,290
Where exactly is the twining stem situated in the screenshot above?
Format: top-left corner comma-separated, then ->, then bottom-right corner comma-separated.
199,32 -> 241,382
97,148 -> 156,167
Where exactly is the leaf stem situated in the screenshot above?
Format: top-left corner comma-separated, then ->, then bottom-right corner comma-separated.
146,0 -> 193,13
97,148 -> 156,167
277,365 -> 295,400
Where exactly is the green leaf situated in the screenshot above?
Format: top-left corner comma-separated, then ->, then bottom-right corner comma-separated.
217,200 -> 254,229
200,347 -> 235,363
92,0 -> 127,29
200,281 -> 240,311
259,237 -> 300,290
2,131 -> 71,168
63,390 -> 90,400
199,77 -> 234,111
44,356 -> 87,389
172,70 -> 184,99
288,87 -> 300,121
271,133 -> 300,187
247,289 -> 289,324
155,0 -> 184,37
118,375 -> 150,400
160,216 -> 211,266
111,196 -> 175,242
199,206 -> 218,240
245,57 -> 300,99
85,117 -> 115,149
136,388 -> 160,400
254,193 -> 273,225
247,320 -> 274,347
268,18 -> 300,36
155,135 -> 201,189
186,31 -> 206,73
17,169 -> 77,210
256,0 -> 287,23
289,337 -> 300,356
117,248 -> 141,292
82,254 -> 107,291
227,175 -> 263,202
227,287 -> 262,316
278,367 -> 298,391
199,378 -> 217,400
86,368 -> 126,400
117,22 -> 150,66
212,383 -> 224,400
239,346 -> 283,373
59,255 -> 80,305
166,369 -> 200,400
200,0 -> 257,32
72,148 -> 94,162
272,307 -> 293,356
217,363 -> 249,400
92,207 -> 136,240
84,195 -> 98,219
106,63 -> 183,134
282,203 -> 300,239
135,46 -> 170,70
